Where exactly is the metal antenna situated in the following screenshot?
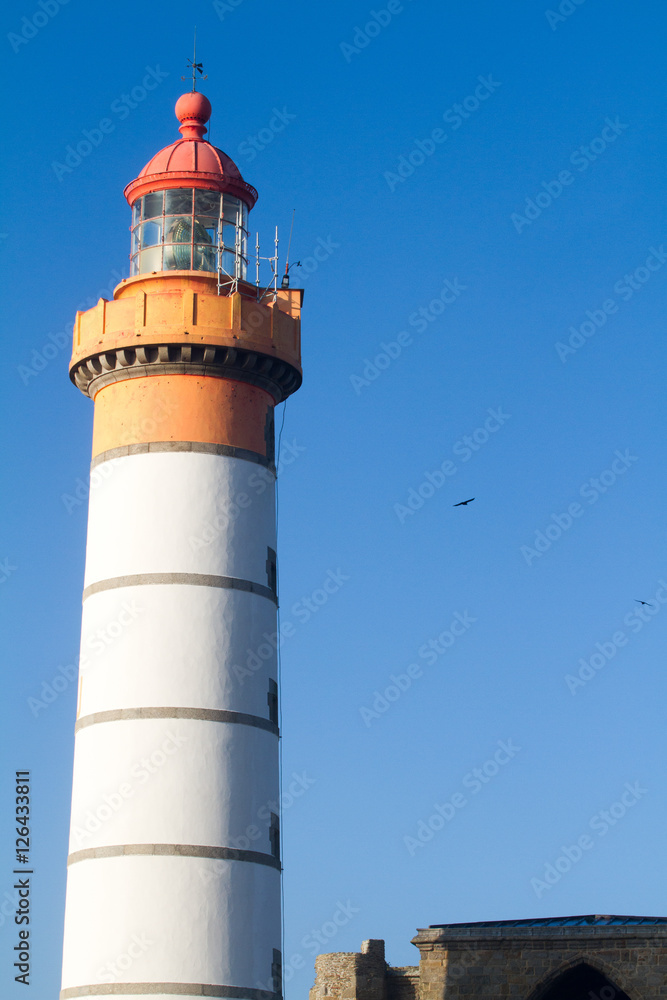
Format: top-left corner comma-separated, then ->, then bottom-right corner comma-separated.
182,27 -> 207,92
285,210 -> 295,278
273,227 -> 279,297
282,209 -> 300,288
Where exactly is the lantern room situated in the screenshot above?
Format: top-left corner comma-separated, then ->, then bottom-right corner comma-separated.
123,91 -> 258,281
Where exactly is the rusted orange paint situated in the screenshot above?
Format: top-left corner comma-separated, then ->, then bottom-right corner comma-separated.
92,374 -> 273,459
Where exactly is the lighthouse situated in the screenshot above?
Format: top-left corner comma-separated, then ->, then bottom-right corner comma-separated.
60,89 -> 302,1000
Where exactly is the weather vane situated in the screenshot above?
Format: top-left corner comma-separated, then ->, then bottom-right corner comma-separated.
182,28 -> 207,92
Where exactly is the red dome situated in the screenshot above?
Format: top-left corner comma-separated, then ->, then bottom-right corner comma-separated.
137,139 -> 244,180
124,92 -> 257,209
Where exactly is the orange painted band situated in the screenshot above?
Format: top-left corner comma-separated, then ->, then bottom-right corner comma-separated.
91,374 -> 273,461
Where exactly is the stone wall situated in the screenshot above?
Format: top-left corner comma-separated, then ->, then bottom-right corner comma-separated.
310,923 -> 667,1000
413,923 -> 667,1000
310,939 -> 389,1000
386,967 -> 420,1000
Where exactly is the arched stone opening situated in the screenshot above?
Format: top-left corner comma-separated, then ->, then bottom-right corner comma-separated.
533,961 -> 632,1000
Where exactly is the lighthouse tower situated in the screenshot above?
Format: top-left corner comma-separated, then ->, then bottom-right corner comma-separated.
60,90 -> 302,1000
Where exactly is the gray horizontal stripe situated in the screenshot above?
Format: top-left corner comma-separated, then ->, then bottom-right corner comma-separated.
83,573 -> 277,605
60,984 -> 280,998
75,707 -> 279,737
67,844 -> 281,870
91,442 -> 274,471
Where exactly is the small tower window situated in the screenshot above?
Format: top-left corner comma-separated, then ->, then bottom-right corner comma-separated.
266,547 -> 277,595
271,949 -> 283,996
269,813 -> 280,859
264,407 -> 275,466
267,679 -> 278,725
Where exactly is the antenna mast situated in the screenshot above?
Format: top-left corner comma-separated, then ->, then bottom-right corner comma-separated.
282,210 -> 300,288
284,210 -> 295,279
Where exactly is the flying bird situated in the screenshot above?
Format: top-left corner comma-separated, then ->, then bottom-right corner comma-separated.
453,498 -> 475,507
635,599 -> 654,608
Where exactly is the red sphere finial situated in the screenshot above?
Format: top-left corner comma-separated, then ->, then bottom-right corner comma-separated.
175,92 -> 212,139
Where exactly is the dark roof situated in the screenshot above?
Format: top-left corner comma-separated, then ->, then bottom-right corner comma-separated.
429,915 -> 667,929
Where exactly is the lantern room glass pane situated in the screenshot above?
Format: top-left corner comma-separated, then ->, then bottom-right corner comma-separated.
192,217 -> 213,245
220,250 -> 237,276
196,216 -> 219,243
223,196 -> 242,224
222,222 -> 237,249
164,216 -> 193,244
195,189 -> 221,215
139,246 -> 163,272
140,220 -> 162,248
165,188 -> 193,215
193,245 -> 216,272
132,201 -> 142,225
164,242 -> 192,270
143,191 -> 163,220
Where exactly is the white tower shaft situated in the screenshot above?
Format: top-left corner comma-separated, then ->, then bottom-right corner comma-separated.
61,448 -> 283,999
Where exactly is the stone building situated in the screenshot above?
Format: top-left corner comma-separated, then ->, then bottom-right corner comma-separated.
310,916 -> 667,1000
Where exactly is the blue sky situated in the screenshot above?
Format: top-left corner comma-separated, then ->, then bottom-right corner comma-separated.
2,0 -> 667,996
